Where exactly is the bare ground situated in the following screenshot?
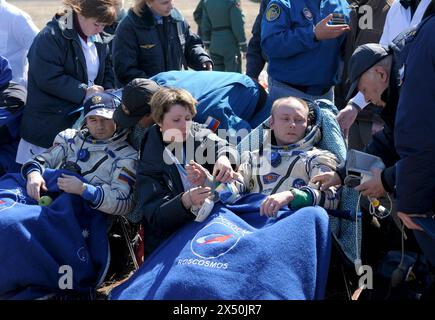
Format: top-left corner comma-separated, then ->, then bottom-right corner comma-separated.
9,0 -> 261,72
9,0 -> 261,32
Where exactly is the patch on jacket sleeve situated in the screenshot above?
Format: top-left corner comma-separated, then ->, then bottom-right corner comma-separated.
118,167 -> 136,187
266,4 -> 281,22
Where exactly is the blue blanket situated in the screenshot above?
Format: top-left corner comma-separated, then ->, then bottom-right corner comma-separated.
110,194 -> 331,300
0,169 -> 109,300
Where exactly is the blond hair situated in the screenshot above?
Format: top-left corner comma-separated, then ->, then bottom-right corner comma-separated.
150,88 -> 197,124
271,96 -> 309,119
133,0 -> 148,16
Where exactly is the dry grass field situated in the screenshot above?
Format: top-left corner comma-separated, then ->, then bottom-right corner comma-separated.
9,0 -> 262,72
9,0 -> 261,32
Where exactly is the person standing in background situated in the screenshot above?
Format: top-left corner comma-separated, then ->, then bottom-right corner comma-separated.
113,0 -> 212,86
17,0 -> 117,164
261,0 -> 350,103
193,0 -> 204,38
337,0 -> 432,142
201,0 -> 247,73
0,0 -> 39,87
246,0 -> 270,81
334,0 -> 392,150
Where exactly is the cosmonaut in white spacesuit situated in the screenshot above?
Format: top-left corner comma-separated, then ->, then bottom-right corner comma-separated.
187,96 -> 341,217
21,92 -> 138,216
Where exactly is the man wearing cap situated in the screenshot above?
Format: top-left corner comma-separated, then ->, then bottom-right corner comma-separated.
313,43 -> 401,200
113,70 -> 272,147
345,43 -> 401,198
336,0 -> 432,142
21,92 -> 137,216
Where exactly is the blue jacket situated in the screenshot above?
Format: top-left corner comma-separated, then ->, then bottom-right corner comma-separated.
395,14 -> 435,214
261,0 -> 349,95
151,70 -> 271,132
246,0 -> 270,79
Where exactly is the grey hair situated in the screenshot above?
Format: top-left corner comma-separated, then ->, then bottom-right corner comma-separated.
373,55 -> 393,74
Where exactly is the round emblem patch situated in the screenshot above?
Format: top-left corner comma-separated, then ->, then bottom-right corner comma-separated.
266,4 -> 281,22
292,178 -> 307,189
91,95 -> 102,104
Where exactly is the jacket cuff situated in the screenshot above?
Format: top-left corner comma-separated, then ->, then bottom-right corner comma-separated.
21,161 -> 43,180
82,183 -> 103,206
380,168 -> 394,193
289,188 -> 314,210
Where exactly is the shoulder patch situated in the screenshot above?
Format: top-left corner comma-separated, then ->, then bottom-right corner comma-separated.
118,167 -> 136,187
266,4 -> 281,22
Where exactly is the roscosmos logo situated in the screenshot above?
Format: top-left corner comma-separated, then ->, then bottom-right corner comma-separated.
190,215 -> 251,260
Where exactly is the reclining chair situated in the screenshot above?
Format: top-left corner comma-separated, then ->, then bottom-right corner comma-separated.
237,98 -> 362,299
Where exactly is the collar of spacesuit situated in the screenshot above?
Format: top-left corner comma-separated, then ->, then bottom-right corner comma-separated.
77,128 -> 130,146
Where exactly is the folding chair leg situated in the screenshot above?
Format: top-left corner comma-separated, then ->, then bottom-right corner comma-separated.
119,216 -> 139,271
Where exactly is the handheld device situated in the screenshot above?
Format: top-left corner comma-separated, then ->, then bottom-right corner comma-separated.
344,149 -> 385,187
330,13 -> 346,25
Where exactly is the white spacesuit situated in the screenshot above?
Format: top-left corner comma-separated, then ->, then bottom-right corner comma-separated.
22,128 -> 137,215
237,107 -> 341,210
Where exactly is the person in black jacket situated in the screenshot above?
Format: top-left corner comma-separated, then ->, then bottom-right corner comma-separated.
136,87 -> 238,258
312,43 -> 401,199
17,0 -> 117,164
112,0 -> 213,86
395,13 -> 435,265
245,0 -> 269,80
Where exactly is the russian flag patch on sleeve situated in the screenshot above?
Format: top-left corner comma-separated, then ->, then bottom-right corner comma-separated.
118,167 -> 136,187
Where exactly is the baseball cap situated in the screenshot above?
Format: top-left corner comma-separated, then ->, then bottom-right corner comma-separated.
113,78 -> 161,128
83,92 -> 118,119
346,43 -> 390,101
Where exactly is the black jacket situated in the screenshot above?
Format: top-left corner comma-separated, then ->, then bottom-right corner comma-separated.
364,59 -> 401,193
136,123 -> 238,258
20,13 -> 114,148
246,0 -> 269,79
113,7 -> 212,86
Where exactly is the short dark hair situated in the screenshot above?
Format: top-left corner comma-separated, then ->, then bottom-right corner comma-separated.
63,0 -> 118,24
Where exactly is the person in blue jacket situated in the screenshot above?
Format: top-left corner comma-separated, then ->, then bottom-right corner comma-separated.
395,12 -> 435,265
261,0 -> 350,102
114,70 -> 271,137
246,0 -> 270,80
